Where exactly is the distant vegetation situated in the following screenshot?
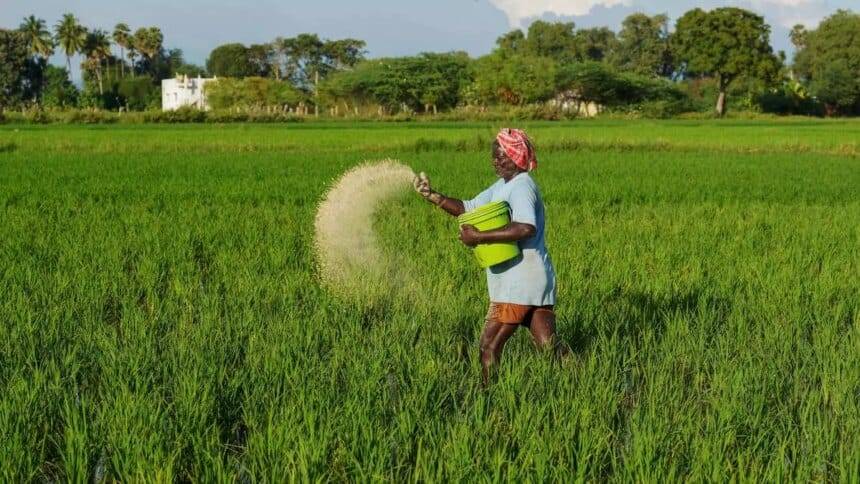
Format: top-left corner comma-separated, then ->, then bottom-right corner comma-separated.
1,8 -> 859,118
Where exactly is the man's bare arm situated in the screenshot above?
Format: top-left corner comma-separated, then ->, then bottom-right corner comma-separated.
459,222 -> 535,247
433,195 -> 466,217
413,172 -> 465,216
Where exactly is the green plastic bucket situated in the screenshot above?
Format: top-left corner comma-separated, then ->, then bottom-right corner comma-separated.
458,201 -> 521,268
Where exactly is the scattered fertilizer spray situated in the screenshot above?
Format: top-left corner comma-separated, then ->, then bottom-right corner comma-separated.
314,160 -> 418,296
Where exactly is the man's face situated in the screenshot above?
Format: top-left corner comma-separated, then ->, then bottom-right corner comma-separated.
492,152 -> 519,179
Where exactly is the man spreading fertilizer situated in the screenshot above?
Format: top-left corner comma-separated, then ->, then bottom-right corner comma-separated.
414,128 -> 564,384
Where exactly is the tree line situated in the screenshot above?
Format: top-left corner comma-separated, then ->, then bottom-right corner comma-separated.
3,14 -> 202,110
1,8 -> 859,117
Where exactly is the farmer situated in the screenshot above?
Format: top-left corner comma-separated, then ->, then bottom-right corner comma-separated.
413,128 -> 564,384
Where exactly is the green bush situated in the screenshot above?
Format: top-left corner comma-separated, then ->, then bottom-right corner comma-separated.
143,106 -> 207,123
244,111 -> 304,123
60,109 -> 119,124
471,53 -> 558,106
118,77 -> 160,111
22,109 -> 51,124
41,66 -> 79,109
755,87 -> 822,116
555,62 -> 685,109
206,77 -> 304,110
635,99 -> 696,118
322,53 -> 472,113
205,109 -> 249,123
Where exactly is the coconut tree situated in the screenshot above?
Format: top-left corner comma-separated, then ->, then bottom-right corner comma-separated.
83,29 -> 111,95
112,23 -> 131,78
19,15 -> 54,60
54,13 -> 87,73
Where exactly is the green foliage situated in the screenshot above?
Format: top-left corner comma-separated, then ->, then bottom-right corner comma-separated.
60,109 -> 119,124
809,64 -> 858,114
673,7 -> 782,115
557,62 -> 685,107
573,27 -> 617,62
207,43 -> 254,78
204,109 -> 304,123
172,63 -> 207,78
274,34 -> 366,90
471,52 -> 557,105
755,82 -> 821,116
793,10 -> 860,115
19,15 -> 54,59
246,44 -> 275,78
76,89 -> 103,109
41,65 -> 78,108
494,21 -> 618,64
522,21 -> 578,63
142,105 -> 206,122
317,60 -> 378,109
132,27 -> 163,65
21,108 -> 51,123
633,99 -> 695,118
53,13 -> 86,72
611,13 -> 673,77
0,29 -> 31,107
117,77 -> 159,111
205,77 -> 304,109
321,53 -> 471,112
0,121 -> 859,480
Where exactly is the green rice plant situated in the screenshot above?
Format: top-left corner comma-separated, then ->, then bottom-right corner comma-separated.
0,119 -> 858,481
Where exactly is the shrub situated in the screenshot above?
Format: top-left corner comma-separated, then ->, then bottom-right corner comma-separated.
60,109 -> 119,124
23,109 -> 51,124
756,86 -> 822,116
249,111 -> 304,123
143,106 -> 206,123
636,99 -> 696,118
206,77 -> 304,110
118,77 -> 159,111
205,109 -> 249,123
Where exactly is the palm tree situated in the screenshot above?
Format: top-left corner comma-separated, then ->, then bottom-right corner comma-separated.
19,15 -> 54,59
83,29 -> 111,95
133,27 -> 163,61
126,43 -> 138,77
54,13 -> 86,72
133,27 -> 163,76
112,23 -> 131,78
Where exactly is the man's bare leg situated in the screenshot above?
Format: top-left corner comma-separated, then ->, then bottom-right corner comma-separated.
479,320 -> 518,386
526,309 -> 570,359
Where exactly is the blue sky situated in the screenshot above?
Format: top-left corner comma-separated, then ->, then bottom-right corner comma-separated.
2,0 -> 855,81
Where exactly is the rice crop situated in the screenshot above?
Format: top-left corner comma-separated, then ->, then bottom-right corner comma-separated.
0,120 -> 858,481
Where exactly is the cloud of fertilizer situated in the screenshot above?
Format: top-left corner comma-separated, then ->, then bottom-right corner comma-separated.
314,161 -> 417,297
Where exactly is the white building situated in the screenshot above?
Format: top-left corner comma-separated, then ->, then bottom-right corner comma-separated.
161,75 -> 215,110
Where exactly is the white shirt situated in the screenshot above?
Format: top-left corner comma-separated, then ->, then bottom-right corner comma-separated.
463,173 -> 556,306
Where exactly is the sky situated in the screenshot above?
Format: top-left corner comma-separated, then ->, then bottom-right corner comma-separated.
2,0 -> 855,82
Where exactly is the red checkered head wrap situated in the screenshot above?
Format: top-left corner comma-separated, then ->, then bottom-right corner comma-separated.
496,128 -> 537,171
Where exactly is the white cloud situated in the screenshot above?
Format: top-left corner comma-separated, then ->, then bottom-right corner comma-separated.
750,0 -> 816,6
487,0 -> 633,28
744,0 -> 826,27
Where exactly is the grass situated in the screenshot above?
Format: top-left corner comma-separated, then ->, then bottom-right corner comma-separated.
1,119 -> 858,481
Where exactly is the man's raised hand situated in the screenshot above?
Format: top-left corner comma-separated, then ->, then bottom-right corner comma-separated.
412,171 -> 443,205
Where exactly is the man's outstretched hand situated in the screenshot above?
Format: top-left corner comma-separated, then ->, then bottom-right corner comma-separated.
413,172 -> 443,205
459,224 -> 481,247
